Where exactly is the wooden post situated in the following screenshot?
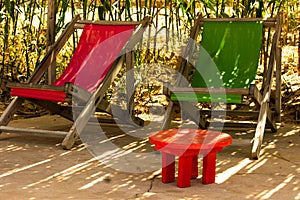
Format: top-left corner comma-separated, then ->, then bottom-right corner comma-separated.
298,31 -> 300,76
276,47 -> 282,122
47,0 -> 56,84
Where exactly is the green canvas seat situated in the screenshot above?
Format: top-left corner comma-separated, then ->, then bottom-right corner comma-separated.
171,21 -> 263,103
162,14 -> 282,159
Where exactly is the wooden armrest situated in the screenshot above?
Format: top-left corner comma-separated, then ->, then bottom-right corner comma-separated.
6,82 -> 65,91
167,86 -> 250,95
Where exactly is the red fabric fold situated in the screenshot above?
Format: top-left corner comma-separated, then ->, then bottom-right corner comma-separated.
10,24 -> 136,102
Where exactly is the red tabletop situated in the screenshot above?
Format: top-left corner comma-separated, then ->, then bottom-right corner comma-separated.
149,129 -> 232,151
149,129 -> 232,187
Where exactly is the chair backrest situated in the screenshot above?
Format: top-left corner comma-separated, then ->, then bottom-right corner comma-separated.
52,24 -> 136,92
191,21 -> 263,103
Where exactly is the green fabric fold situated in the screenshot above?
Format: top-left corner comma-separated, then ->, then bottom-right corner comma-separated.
171,21 -> 263,103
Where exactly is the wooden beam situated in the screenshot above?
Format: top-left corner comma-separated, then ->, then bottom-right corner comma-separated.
47,0 -> 56,84
0,126 -> 67,138
198,17 -> 277,28
275,47 -> 282,122
201,110 -> 260,117
0,97 -> 24,127
7,82 -> 65,91
29,16 -> 79,84
251,13 -> 282,159
74,20 -> 140,29
170,87 -> 249,95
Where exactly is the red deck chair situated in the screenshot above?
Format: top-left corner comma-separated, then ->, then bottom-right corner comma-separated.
0,16 -> 150,149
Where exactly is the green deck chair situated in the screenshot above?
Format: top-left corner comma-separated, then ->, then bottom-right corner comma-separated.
172,21 -> 263,103
162,14 -> 282,159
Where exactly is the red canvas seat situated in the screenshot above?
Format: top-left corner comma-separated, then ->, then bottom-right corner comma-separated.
10,24 -> 136,102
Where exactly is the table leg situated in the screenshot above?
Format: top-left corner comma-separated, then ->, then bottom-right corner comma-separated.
202,151 -> 217,184
162,152 -> 175,183
178,156 -> 192,187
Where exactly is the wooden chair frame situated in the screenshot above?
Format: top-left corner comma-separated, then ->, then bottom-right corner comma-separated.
0,16 -> 151,149
162,14 -> 282,159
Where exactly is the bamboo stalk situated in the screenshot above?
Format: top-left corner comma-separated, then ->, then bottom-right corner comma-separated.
298,31 -> 300,76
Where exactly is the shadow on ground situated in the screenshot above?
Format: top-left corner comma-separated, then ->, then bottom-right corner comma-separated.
0,115 -> 299,199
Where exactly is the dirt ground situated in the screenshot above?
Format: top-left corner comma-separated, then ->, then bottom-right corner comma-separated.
0,115 -> 299,200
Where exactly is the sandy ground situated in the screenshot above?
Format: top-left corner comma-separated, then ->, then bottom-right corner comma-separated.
0,115 -> 299,200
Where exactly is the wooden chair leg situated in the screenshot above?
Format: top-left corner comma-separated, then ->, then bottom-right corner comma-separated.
180,101 -> 206,129
251,136 -> 262,160
266,108 -> 277,133
61,126 -> 78,150
161,101 -> 175,130
62,93 -> 97,149
252,101 -> 268,159
0,97 -> 24,130
127,92 -> 144,126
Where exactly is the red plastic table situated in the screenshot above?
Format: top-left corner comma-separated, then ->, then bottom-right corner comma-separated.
149,129 -> 232,188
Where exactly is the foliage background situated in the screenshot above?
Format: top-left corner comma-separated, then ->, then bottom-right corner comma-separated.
0,0 -> 299,81
0,0 -> 299,120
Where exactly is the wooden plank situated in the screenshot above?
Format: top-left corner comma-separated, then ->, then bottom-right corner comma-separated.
161,101 -> 176,130
208,121 -> 258,129
263,13 -> 281,131
124,51 -> 144,126
7,82 -> 65,91
170,87 -> 249,95
206,119 -> 277,130
198,18 -> 277,28
77,20 -> 140,26
0,97 -> 24,127
0,126 -> 67,138
74,21 -> 140,29
29,15 -> 80,84
126,51 -> 134,105
275,47 -> 282,122
198,17 -> 277,22
251,13 -> 282,159
46,0 -> 56,84
201,110 -> 260,117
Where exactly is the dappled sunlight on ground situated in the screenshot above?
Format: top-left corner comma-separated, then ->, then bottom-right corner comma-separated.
0,116 -> 299,199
